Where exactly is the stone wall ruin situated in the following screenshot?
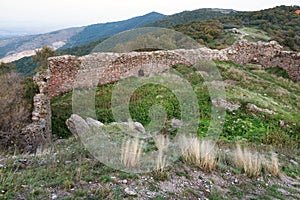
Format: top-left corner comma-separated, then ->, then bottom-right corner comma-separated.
27,40 -> 299,150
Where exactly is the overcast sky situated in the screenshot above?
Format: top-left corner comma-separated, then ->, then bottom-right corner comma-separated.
1,0 -> 299,33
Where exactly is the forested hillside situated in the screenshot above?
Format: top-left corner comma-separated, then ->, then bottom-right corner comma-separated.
62,12 -> 165,49
234,5 -> 300,51
158,6 -> 300,51
147,8 -> 234,27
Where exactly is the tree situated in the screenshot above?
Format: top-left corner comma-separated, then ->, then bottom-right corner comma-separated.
0,62 -> 16,75
32,46 -> 55,72
0,71 -> 30,132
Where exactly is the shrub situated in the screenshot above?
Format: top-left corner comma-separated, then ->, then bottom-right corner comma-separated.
179,136 -> 216,171
154,134 -> 170,172
0,71 -> 30,131
121,138 -> 143,168
234,144 -> 262,177
0,70 -> 32,152
263,152 -> 280,177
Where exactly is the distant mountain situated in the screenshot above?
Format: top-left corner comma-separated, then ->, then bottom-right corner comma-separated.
146,8 -> 235,27
62,12 -> 165,49
0,27 -> 83,59
0,12 -> 165,60
0,30 -> 28,39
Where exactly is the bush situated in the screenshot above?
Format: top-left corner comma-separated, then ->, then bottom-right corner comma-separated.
0,70 -> 32,152
0,71 -> 30,131
266,67 -> 290,80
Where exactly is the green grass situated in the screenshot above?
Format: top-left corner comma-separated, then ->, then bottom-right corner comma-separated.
0,139 -> 130,199
0,136 -> 299,199
51,61 -> 300,149
239,27 -> 271,42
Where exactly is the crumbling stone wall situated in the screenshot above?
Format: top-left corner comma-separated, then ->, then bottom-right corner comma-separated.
223,40 -> 300,81
25,40 -> 299,146
47,41 -> 300,99
19,70 -> 52,152
48,52 -> 192,98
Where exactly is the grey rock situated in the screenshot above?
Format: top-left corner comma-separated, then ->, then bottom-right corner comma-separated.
66,114 -> 91,137
86,117 -> 104,128
246,103 -> 277,115
170,118 -> 183,129
110,121 -> 146,134
212,98 -> 240,112
124,187 -> 137,196
134,122 -> 146,134
51,193 -> 58,200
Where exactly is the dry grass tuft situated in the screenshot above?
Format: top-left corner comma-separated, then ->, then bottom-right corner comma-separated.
121,138 -> 143,168
235,144 -> 262,177
179,136 -> 216,171
263,152 -> 280,177
154,134 -> 170,172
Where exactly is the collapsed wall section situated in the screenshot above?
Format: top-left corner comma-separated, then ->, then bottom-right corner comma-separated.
46,41 -> 300,100
224,40 -> 300,81
25,40 -> 299,151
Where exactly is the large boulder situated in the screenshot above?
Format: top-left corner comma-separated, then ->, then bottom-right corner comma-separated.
66,114 -> 91,137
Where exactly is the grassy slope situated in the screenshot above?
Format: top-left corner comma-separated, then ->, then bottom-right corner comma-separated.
1,62 -> 299,199
51,62 -> 300,146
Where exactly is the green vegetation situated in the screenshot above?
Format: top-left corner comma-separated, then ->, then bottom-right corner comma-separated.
0,62 -> 16,75
56,39 -> 105,57
172,19 -> 235,49
153,5 -> 300,51
147,8 -> 232,28
266,67 -> 290,79
0,64 -> 38,151
0,137 -> 298,199
63,12 -> 165,49
51,62 -> 300,150
32,46 -> 55,72
239,27 -> 271,42
13,56 -> 38,77
233,5 -> 300,51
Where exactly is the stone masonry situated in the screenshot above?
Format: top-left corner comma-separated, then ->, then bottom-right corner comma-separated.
27,40 -> 299,147
47,40 -> 300,99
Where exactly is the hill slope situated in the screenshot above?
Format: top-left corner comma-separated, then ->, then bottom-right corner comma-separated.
0,12 -> 165,60
62,12 -> 165,49
0,27 -> 83,59
147,8 -> 235,27
156,6 -> 300,51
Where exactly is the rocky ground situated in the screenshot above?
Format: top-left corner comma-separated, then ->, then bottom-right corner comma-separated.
0,138 -> 299,200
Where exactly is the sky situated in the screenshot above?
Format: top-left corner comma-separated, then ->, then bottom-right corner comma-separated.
0,0 -> 299,34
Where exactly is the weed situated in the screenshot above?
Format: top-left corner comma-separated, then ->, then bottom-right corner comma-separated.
99,175 -> 114,183
234,144 -> 262,177
154,134 -> 169,172
180,136 -> 216,171
121,138 -> 143,168
263,152 -> 280,177
209,187 -> 226,200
